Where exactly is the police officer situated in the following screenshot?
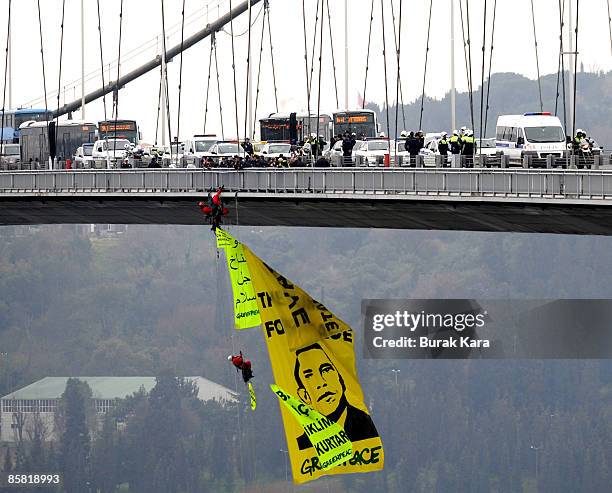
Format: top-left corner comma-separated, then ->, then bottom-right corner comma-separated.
449,130 -> 462,155
342,132 -> 356,166
438,132 -> 449,166
461,129 -> 475,168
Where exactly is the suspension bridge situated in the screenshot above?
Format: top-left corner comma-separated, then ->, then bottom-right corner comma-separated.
1,0 -> 611,235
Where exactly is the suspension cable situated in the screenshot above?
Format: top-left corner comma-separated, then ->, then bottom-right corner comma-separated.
555,0 -> 567,132
418,0 -> 433,131
391,0 -> 406,134
380,0 -> 391,149
36,0 -> 50,165
160,0 -> 172,156
155,66 -> 162,145
607,0 -> 612,56
302,0 -> 311,134
55,0 -> 66,155
228,0 -> 240,145
572,0 -> 580,142
465,0 -> 475,133
459,0 -> 475,132
308,0 -> 321,102
243,0 -> 253,146
315,0 -> 325,145
203,36 -> 214,135
96,0 -> 110,167
113,0 -> 124,141
1,0 -> 12,147
325,0 -> 339,109
483,0 -> 497,139
362,0 -> 375,109
213,34 -> 225,140
266,2 -> 279,114
479,0 -> 487,149
252,2 -> 268,139
529,0 -> 543,112
176,0 -> 186,145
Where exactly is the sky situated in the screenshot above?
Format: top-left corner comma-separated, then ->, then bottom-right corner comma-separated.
0,0 -> 610,143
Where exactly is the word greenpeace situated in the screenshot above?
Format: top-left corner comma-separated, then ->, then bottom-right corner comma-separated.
372,310 -> 486,332
236,309 -> 260,320
300,446 -> 382,476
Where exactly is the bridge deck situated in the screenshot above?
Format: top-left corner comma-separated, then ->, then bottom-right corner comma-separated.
1,169 -> 612,235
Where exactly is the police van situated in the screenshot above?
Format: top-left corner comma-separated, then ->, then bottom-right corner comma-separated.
496,113 -> 566,164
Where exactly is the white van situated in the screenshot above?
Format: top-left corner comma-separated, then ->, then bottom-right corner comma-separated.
496,113 -> 566,163
184,134 -> 218,159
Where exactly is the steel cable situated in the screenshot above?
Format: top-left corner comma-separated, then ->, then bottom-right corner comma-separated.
362,0 -> 375,109
530,0 -> 544,112
36,0 -> 50,166
177,0 -> 186,145
479,0 -> 487,149
325,0 -> 340,109
228,0 -> 240,145
55,0 -> 66,155
418,0 -> 434,131
1,0 -> 12,148
113,0 -> 124,141
483,0 -> 497,140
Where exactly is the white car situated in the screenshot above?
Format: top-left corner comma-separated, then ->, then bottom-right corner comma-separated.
184,135 -> 218,159
74,143 -> 95,169
209,141 -> 242,166
92,138 -> 131,167
0,143 -> 20,170
354,139 -> 393,167
260,142 -> 292,159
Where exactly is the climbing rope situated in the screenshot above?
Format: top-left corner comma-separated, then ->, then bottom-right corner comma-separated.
418,0 -> 433,131
1,0 -> 12,147
176,0 -> 186,145
55,0 -> 66,151
483,0 -> 497,139
529,0 -> 544,112
113,0 -> 124,140
362,0 -> 375,109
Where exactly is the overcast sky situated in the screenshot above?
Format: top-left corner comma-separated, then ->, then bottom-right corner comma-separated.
0,0 -> 610,142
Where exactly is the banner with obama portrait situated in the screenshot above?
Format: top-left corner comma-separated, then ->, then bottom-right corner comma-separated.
240,237 -> 385,484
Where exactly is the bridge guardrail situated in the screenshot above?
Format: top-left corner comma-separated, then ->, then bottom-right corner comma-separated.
1,168 -> 612,200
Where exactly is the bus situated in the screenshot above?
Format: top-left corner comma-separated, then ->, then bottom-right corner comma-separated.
332,109 -> 378,139
98,119 -> 140,144
20,120 -> 97,164
0,108 -> 53,143
259,112 -> 332,144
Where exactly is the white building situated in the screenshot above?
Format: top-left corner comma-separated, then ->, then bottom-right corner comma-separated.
0,376 -> 236,443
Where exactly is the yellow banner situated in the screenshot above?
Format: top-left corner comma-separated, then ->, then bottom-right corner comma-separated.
242,244 -> 384,484
271,384 -> 353,472
248,382 -> 257,411
215,229 -> 261,329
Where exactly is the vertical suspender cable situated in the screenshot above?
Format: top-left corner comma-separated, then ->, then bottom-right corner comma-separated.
96,0 -> 110,168
315,0 -> 325,145
418,0 -> 433,131
459,0 -> 475,133
155,68 -> 163,145
160,0 -> 172,156
228,0 -> 240,145
252,3 -> 267,139
213,34 -> 225,140
302,0 -> 312,135
55,0 -> 66,156
572,0 -> 579,144
362,0 -> 375,109
113,0 -> 124,140
483,0 -> 497,139
203,37 -> 214,134
243,0 -> 252,147
36,0 -> 50,166
555,0 -> 567,132
265,2 -> 279,114
1,0 -> 12,147
529,0 -> 543,112
308,0 -> 321,101
325,0 -> 340,109
380,0 -> 391,151
479,0 -> 487,150
391,0 -> 406,134
176,0 -> 186,146
607,0 -> 612,56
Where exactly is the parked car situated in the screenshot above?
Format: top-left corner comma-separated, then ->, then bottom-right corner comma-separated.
209,141 -> 242,166
354,139 -> 393,167
259,142 -> 292,159
73,143 -> 95,168
0,143 -> 20,170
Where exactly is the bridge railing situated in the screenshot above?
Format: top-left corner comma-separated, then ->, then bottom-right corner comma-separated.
1,168 -> 612,200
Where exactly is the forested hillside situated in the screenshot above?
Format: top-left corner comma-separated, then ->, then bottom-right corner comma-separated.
0,225 -> 610,492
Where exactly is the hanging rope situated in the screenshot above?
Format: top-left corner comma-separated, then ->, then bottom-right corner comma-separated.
36,0 -> 50,165
325,0 -> 339,109
252,2 -> 269,138
479,0 -> 487,148
113,0 -> 124,140
302,0 -> 311,134
203,36 -> 214,135
483,0 -> 497,139
315,0 -> 325,143
243,1 -> 253,146
607,0 -> 612,57
55,0 -> 66,153
572,0 -> 580,142
213,34 -> 225,140
228,0 -> 240,144
554,0 -> 567,133
529,0 -> 543,112
1,0 -> 12,147
459,0 -> 475,132
418,0 -> 433,131
155,66 -> 163,145
176,0 -> 186,145
362,0 -> 375,109
391,0 -> 406,134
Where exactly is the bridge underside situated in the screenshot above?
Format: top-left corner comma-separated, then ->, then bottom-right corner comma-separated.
1,195 -> 612,235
